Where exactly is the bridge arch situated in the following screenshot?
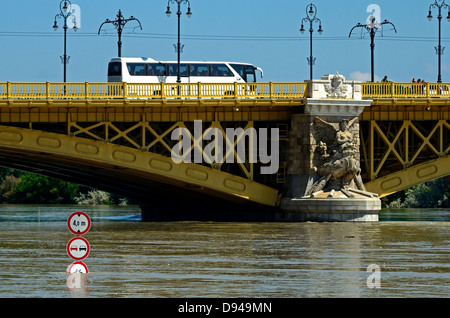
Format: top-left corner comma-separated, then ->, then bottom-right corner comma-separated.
0,125 -> 279,217
364,156 -> 450,198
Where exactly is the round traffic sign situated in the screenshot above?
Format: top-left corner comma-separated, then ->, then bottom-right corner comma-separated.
67,237 -> 90,261
67,261 -> 89,274
67,211 -> 91,235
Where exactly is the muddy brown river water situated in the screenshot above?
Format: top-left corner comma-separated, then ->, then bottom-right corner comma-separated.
0,205 -> 448,298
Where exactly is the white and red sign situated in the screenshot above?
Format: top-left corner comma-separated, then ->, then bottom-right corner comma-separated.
67,211 -> 91,235
67,237 -> 90,261
67,261 -> 89,274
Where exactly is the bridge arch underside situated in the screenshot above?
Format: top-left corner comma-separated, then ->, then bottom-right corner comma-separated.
0,126 -> 279,221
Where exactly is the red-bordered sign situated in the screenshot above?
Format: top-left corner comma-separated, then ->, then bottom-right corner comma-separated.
67,237 -> 90,261
67,261 -> 89,274
67,211 -> 91,235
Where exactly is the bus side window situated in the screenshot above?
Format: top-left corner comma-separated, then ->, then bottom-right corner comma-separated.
211,64 -> 233,77
169,64 -> 188,77
127,63 -> 146,76
190,64 -> 209,76
168,64 -> 175,76
230,64 -> 246,81
156,64 -> 167,76
148,64 -> 155,76
148,64 -> 167,76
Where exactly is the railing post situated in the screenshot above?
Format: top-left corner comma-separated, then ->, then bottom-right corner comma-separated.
234,82 -> 238,99
85,82 -> 89,99
6,81 -> 11,99
391,82 -> 395,98
198,82 -> 202,99
161,82 -> 165,99
426,82 -> 430,98
46,82 -> 50,99
270,82 -> 273,99
123,82 -> 128,99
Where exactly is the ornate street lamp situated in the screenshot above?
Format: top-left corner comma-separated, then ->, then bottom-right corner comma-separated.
53,0 -> 78,83
300,3 -> 323,81
98,9 -> 142,58
349,16 -> 397,82
166,0 -> 192,83
427,0 -> 450,83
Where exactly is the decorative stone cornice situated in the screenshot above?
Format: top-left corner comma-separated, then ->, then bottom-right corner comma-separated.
304,98 -> 373,116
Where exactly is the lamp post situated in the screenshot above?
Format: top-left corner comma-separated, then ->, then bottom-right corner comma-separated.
300,3 -> 323,81
98,9 -> 142,58
427,0 -> 450,83
166,0 -> 192,83
349,17 -> 397,83
53,0 -> 78,83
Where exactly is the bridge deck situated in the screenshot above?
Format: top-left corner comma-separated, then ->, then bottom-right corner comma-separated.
0,81 -> 448,202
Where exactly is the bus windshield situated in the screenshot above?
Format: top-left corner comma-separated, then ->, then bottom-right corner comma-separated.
229,64 -> 257,82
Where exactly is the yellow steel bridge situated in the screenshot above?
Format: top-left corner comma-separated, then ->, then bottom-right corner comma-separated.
0,81 -> 448,208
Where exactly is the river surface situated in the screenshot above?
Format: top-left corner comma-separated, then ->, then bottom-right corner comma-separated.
0,205 -> 448,298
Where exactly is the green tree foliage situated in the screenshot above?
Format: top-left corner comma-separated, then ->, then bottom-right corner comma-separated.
3,173 -> 79,204
0,167 -> 131,205
383,177 -> 450,208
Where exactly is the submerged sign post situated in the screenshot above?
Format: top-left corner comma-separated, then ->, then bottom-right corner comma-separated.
66,211 -> 91,276
67,236 -> 90,261
67,211 -> 91,235
67,261 -> 89,274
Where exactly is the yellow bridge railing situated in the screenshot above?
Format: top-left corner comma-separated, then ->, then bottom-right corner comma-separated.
0,82 -> 308,100
362,82 -> 450,98
2,81 -> 450,100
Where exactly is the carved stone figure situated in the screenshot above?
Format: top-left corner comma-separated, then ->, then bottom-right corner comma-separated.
307,116 -> 365,195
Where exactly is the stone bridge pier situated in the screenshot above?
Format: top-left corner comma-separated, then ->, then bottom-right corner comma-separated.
280,73 -> 381,222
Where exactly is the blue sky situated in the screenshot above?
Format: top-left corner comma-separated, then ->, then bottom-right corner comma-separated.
0,0 -> 449,83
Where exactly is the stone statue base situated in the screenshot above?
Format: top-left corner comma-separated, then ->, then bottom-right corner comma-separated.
280,188 -> 381,222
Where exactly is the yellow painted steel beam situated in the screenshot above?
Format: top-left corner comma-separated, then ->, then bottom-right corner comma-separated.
360,102 -> 450,121
0,99 -> 299,123
361,119 -> 449,181
365,155 -> 450,198
0,125 -> 279,206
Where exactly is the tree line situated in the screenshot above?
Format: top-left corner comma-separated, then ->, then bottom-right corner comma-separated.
0,167 -> 447,208
0,167 -> 131,205
382,176 -> 449,209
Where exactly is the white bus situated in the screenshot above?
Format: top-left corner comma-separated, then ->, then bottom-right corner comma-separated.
107,57 -> 263,84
